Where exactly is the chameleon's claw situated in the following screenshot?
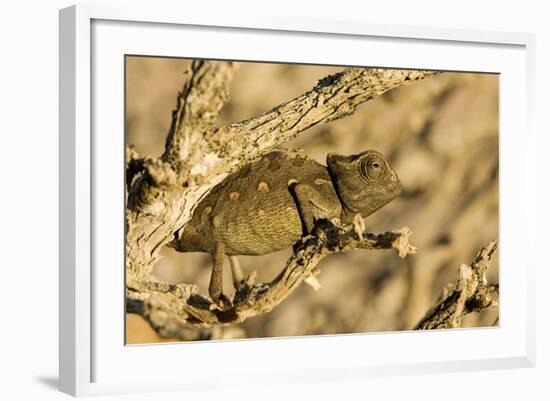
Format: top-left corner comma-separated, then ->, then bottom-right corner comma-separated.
353,213 -> 366,241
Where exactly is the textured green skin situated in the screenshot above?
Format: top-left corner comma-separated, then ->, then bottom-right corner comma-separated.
170,150 -> 401,257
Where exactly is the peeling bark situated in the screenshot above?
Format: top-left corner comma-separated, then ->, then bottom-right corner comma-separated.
415,241 -> 499,330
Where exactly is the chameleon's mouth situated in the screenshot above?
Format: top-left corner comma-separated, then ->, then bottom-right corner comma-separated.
393,182 -> 403,197
390,171 -> 402,196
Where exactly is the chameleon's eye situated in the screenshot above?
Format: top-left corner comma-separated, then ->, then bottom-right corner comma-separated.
359,155 -> 386,181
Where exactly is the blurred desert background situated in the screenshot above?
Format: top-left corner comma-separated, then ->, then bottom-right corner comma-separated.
125,56 -> 499,343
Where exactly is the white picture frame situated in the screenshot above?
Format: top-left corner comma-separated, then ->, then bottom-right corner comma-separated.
59,3 -> 536,397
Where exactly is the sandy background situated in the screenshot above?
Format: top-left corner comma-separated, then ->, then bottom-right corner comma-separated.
125,57 -> 499,343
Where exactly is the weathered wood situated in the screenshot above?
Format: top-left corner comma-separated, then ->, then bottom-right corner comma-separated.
129,220 -> 417,333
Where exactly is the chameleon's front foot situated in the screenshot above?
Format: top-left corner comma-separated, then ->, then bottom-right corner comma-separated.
353,213 -> 366,240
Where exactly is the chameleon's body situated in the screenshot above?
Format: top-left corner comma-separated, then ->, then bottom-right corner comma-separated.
169,149 -> 402,305
173,152 -> 339,256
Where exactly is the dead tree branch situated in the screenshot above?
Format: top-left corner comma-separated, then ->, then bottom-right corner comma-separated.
125,60 -> 435,338
414,241 -> 499,330
127,221 -> 417,335
211,68 -> 438,175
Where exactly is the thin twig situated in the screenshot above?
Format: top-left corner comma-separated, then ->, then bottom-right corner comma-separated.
415,241 -> 499,330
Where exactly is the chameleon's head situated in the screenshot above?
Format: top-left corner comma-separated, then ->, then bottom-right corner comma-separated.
327,150 -> 402,220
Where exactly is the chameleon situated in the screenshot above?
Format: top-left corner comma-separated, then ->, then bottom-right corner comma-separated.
168,149 -> 402,306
